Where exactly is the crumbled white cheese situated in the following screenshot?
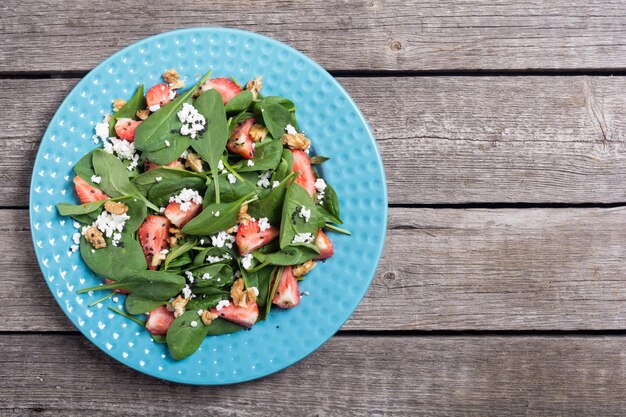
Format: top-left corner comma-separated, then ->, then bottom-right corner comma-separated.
87,210 -> 130,246
272,180 -> 280,189
72,233 -> 81,245
93,117 -> 111,142
299,206 -> 311,222
315,178 -> 327,202
200,239 -> 205,245
177,103 -> 206,139
190,320 -> 198,328
241,253 -> 254,270
257,171 -> 271,188
182,284 -> 192,299
227,173 -> 237,184
159,207 -> 165,213
252,287 -> 259,296
90,175 -> 101,184
155,176 -> 163,182
210,230 -> 235,248
247,160 -> 255,167
169,188 -> 203,212
216,300 -> 230,311
214,211 -> 220,217
180,150 -> 189,159
149,104 -> 161,112
258,217 -> 271,232
206,256 -> 222,264
112,233 -> 122,243
197,310 -> 204,315
201,273 -> 212,280
292,232 -> 315,244
164,140 -> 171,147
102,136 -> 140,171
217,160 -> 224,171
223,253 -> 232,260
169,89 -> 177,100
285,124 -> 298,135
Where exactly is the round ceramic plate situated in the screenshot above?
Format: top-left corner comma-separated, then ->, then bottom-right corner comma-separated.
30,27 -> 387,384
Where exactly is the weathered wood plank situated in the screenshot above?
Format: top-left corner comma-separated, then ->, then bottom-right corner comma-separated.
2,334 -> 626,416
6,206 -> 626,331
2,76 -> 626,205
2,1 -> 626,72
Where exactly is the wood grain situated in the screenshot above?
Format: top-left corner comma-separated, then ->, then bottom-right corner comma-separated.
2,1 -> 626,72
3,76 -> 626,205
7,206 -> 626,332
2,334 -> 626,416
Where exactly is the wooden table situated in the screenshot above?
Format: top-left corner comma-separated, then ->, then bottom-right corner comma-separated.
2,1 -> 626,415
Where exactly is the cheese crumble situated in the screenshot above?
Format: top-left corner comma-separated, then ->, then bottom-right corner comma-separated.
258,217 -> 271,231
292,232 -> 314,244
257,171 -> 271,188
169,188 -> 203,212
216,300 -> 230,311
177,103 -> 206,139
298,206 -> 311,222
241,253 -> 254,270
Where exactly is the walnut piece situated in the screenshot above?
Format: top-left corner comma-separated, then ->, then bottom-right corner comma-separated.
171,295 -> 190,318
163,68 -> 185,89
104,201 -> 128,215
136,109 -> 150,120
237,203 -> 252,224
281,132 -> 311,150
201,310 -> 218,326
185,152 -> 204,172
113,98 -> 126,112
151,251 -> 167,268
245,76 -> 263,100
293,260 -> 317,277
169,227 -> 184,239
167,236 -> 178,247
249,124 -> 268,142
85,226 -> 106,249
230,278 -> 257,307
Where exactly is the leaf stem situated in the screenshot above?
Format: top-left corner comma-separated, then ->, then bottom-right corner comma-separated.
108,306 -> 146,327
88,291 -> 115,307
213,168 -> 221,204
324,223 -> 352,235
221,158 -> 246,182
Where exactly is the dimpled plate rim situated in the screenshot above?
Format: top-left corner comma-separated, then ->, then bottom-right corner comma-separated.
29,27 -> 387,385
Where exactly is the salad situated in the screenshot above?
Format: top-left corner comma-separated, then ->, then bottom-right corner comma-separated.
55,68 -> 348,360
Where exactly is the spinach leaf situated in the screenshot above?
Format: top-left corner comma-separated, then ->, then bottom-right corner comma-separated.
266,267 -> 282,315
108,84 -> 146,136
203,172 -> 256,206
310,155 -> 330,165
191,89 -> 229,203
125,294 -> 166,315
166,252 -> 193,270
80,234 -> 146,277
271,150 -> 294,183
227,111 -> 254,135
260,103 -> 292,140
186,291 -> 229,311
182,193 -> 253,236
142,135 -> 190,165
247,265 -> 274,308
189,264 -> 234,288
73,151 -> 98,186
253,96 -> 296,114
117,196 -> 148,233
279,183 -> 320,249
79,269 -> 185,300
317,182 -> 342,225
253,245 -> 319,266
193,247 -> 234,266
224,90 -> 253,113
166,311 -> 210,360
135,70 -> 211,152
164,239 -> 197,270
56,199 -> 107,217
248,173 -> 294,224
205,318 -> 244,336
231,139 -> 282,172
147,176 -> 207,206
132,167 -> 205,195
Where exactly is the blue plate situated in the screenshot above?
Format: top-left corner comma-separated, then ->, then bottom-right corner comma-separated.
30,28 -> 387,384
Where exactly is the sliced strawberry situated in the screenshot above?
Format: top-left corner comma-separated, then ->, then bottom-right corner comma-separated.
210,301 -> 259,327
227,118 -> 255,159
291,150 -> 316,196
201,77 -> 242,105
272,266 -> 301,309
105,278 -> 129,294
236,220 -> 279,255
73,175 -> 109,204
146,83 -> 175,110
144,160 -> 185,172
114,118 -> 142,142
138,215 -> 171,270
164,201 -> 202,228
314,229 -> 334,260
145,305 -> 175,336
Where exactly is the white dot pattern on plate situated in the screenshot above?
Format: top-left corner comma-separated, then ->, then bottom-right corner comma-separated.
30,28 -> 387,385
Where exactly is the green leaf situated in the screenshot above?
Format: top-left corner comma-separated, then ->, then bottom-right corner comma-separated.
205,318 -> 244,336
231,139 -> 282,172
182,193 -> 253,236
186,292 -> 229,311
165,239 -> 197,269
56,199 -> 107,217
73,151 -> 98,186
266,267 -> 282,315
166,311 -> 210,360
309,155 -> 330,165
253,245 -> 319,266
248,172 -> 294,224
224,90 -> 253,113
227,111 -> 254,135
193,247 -> 234,266
253,96 -> 296,114
143,135 -> 190,165
125,294 -> 166,315
147,176 -> 207,207
166,252 -> 193,269
80,234 -> 146,278
271,150 -> 294,183
108,84 -> 146,136
248,265 -> 274,308
132,167 -> 205,195
188,264 -> 235,289
261,103 -> 292,140
317,182 -> 342,225
79,269 -> 185,300
279,183 -> 320,249
117,196 -> 148,233
135,70 -> 211,153
203,172 -> 256,206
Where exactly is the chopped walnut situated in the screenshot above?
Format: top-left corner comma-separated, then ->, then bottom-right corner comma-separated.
245,76 -> 263,100
113,98 -> 126,112
169,227 -> 184,239
237,203 -> 252,224
104,201 -> 128,215
136,109 -> 150,120
230,278 -> 257,307
185,152 -> 204,172
85,226 -> 106,249
201,310 -> 218,326
163,68 -> 185,89
281,132 -> 311,150
167,236 -> 178,247
249,124 -> 268,142
151,251 -> 167,268
293,260 -> 317,277
171,295 -> 190,318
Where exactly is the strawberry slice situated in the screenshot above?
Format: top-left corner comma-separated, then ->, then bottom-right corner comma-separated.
146,83 -> 175,110
164,201 -> 202,228
114,118 -> 142,142
314,229 -> 334,260
138,215 -> 171,270
144,160 -> 185,172
73,175 -> 109,204
145,305 -> 175,336
272,266 -> 301,309
105,278 -> 129,294
291,150 -> 316,196
236,219 -> 279,255
227,118 -> 255,159
210,301 -> 259,328
202,77 -> 242,105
